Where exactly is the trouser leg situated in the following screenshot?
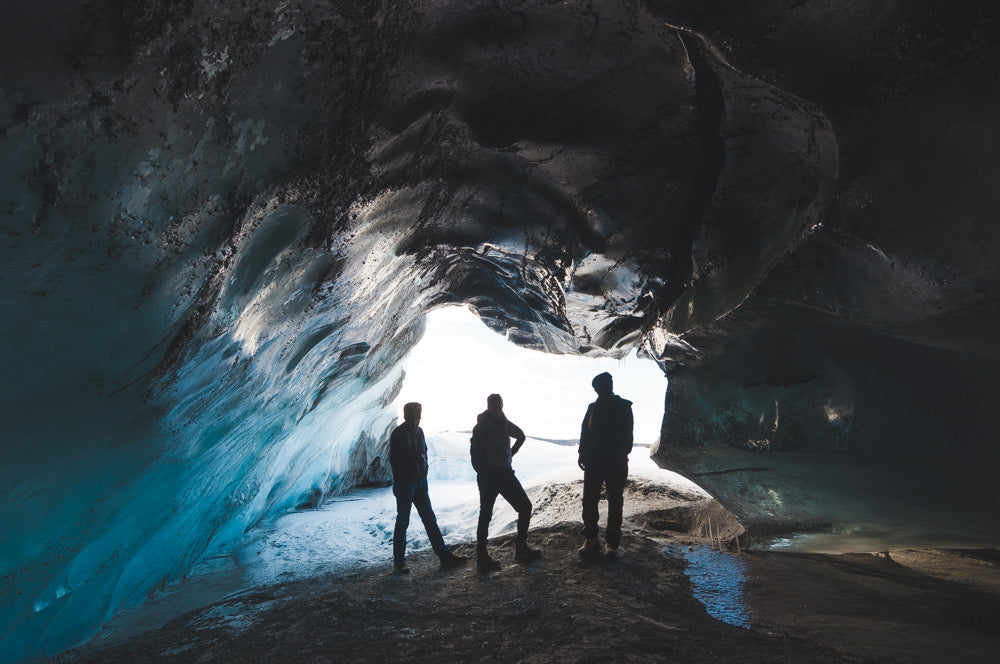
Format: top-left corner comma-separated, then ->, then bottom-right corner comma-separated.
604,461 -> 629,547
581,466 -> 604,540
496,468 -> 532,543
477,472 -> 500,550
393,483 -> 414,563
412,478 -> 448,557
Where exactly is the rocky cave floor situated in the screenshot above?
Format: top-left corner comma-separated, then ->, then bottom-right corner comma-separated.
43,489 -> 1000,664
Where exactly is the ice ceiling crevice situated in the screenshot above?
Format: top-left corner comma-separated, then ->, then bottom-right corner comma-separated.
2,1 -> 998,661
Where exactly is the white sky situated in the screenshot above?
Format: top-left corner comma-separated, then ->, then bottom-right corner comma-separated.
394,306 -> 668,444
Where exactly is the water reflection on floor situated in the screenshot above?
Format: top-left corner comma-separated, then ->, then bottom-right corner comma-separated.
663,543 -> 751,629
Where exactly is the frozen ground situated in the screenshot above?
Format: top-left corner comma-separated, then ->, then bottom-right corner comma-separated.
51,486 -> 1000,664
51,435 -> 1000,664
239,434 -> 707,585
86,435 -> 709,647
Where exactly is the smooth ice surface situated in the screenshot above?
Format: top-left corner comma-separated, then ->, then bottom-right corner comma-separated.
242,436 -> 705,585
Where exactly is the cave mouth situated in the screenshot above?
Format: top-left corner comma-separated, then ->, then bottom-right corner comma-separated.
76,306 -> 704,646
395,305 -> 668,444
225,303 -> 709,582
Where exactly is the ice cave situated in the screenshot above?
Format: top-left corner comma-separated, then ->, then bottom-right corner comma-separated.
2,1 -> 999,662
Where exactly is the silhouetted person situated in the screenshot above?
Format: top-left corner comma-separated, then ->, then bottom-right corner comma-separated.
470,393 -> 541,571
578,372 -> 633,558
389,402 -> 467,573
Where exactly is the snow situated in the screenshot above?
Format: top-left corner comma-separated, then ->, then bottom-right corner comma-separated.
240,435 -> 705,584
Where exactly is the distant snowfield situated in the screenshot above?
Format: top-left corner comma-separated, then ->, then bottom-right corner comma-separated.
239,435 -> 706,584
392,305 -> 669,445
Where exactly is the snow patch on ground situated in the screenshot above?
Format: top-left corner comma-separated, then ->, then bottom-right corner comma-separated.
240,435 -> 706,584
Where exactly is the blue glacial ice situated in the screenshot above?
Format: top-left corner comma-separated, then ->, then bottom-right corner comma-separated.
0,195 -> 670,664
0,124 -> 435,657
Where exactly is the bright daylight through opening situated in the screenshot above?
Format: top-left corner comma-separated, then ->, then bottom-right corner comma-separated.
394,306 -> 668,443
238,306 -> 704,587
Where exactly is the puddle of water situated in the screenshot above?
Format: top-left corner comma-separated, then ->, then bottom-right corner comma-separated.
663,543 -> 751,629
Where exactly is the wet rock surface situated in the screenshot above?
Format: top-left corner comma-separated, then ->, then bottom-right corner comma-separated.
741,548 -> 1000,664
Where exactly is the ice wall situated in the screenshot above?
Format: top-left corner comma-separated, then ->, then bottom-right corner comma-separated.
0,119 -> 428,657
2,4 -> 410,659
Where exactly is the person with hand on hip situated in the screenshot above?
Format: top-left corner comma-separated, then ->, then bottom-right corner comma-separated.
470,393 -> 541,571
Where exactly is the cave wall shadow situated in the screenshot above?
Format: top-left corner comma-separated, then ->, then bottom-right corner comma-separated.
654,300 -> 1000,547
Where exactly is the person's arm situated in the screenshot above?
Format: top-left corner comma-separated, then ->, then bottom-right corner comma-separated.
415,428 -> 429,476
578,405 -> 592,471
622,402 -> 634,455
506,420 -> 526,456
470,424 -> 484,472
388,427 -> 407,482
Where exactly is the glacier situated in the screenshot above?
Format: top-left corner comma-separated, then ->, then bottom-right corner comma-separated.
2,0 -> 999,661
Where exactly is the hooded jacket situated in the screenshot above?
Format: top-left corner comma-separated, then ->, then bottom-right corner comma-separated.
579,394 -> 634,463
389,422 -> 429,484
470,410 -> 525,472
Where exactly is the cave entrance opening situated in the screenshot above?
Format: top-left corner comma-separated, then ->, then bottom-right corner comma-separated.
238,306 -> 706,587
395,305 -> 667,443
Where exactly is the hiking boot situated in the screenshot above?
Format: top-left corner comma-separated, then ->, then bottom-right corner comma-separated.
439,551 -> 468,568
514,542 -> 542,563
605,543 -> 620,558
578,537 -> 602,557
393,561 -> 411,574
477,550 -> 501,572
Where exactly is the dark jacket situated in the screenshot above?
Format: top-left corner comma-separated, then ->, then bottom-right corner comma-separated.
579,394 -> 634,463
389,422 -> 429,485
470,410 -> 525,472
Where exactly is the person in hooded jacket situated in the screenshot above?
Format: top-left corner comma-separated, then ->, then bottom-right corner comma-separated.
577,372 -> 634,558
469,393 -> 541,571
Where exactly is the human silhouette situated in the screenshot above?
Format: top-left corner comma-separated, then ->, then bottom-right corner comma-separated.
578,372 -> 634,558
470,393 -> 541,571
389,402 -> 467,573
